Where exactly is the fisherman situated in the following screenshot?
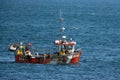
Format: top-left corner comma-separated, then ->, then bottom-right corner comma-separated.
19,42 -> 25,55
25,43 -> 32,56
27,43 -> 32,50
16,49 -> 22,55
25,49 -> 32,56
25,48 -> 32,62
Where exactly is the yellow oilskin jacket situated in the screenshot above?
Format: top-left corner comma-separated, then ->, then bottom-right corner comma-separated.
17,50 -> 22,55
60,51 -> 65,56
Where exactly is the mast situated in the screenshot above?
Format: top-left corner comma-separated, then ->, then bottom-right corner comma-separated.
59,9 -> 65,40
59,9 -> 65,51
59,9 -> 63,23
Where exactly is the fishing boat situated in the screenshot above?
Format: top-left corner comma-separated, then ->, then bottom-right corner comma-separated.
8,13 -> 82,64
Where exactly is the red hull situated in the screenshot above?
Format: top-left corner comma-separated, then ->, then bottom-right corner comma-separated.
70,51 -> 81,64
14,51 -> 81,64
70,57 -> 79,64
15,55 -> 51,64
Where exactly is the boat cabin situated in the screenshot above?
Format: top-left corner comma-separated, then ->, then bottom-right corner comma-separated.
54,36 -> 76,55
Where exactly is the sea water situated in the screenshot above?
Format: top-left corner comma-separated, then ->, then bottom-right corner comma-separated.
0,0 -> 120,80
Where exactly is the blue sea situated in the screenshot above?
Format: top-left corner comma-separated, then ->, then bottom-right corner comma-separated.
0,0 -> 120,80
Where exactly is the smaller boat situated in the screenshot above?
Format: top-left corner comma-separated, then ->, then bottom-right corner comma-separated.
8,43 -> 19,51
8,13 -> 82,64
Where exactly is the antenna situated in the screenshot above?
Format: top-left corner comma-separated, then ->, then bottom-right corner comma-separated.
59,9 -> 65,37
59,9 -> 64,23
